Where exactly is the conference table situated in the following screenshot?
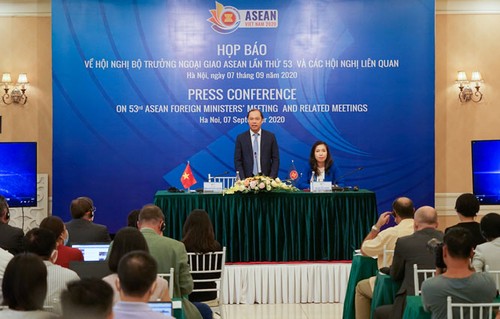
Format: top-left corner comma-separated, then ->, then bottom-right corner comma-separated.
154,190 -> 378,262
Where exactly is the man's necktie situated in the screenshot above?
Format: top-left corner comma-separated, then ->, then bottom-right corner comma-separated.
252,133 -> 259,175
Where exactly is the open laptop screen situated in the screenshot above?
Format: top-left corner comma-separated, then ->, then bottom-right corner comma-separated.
148,301 -> 173,316
71,243 -> 110,261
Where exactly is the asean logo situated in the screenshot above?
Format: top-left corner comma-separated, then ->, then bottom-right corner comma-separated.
289,170 -> 299,180
208,1 -> 241,34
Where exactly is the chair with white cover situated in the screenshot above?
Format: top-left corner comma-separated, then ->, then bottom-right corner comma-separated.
187,246 -> 226,318
446,296 -> 500,319
208,174 -> 236,189
158,267 -> 175,299
382,244 -> 395,268
413,264 -> 436,296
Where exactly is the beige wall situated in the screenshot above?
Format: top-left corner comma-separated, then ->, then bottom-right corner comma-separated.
2,10 -> 500,227
0,16 -> 52,193
435,14 -> 500,229
436,14 -> 500,193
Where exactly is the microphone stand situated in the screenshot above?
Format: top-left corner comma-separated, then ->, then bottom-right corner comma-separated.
333,167 -> 364,191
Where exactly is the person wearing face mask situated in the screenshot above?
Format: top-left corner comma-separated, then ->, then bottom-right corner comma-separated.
40,216 -> 84,268
299,141 -> 344,190
23,227 -> 80,315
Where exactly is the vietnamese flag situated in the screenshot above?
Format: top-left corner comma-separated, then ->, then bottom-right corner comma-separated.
180,162 -> 197,189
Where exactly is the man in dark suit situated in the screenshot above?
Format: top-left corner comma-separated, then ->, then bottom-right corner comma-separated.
234,109 -> 280,178
65,196 -> 111,244
374,206 -> 443,319
0,195 -> 24,255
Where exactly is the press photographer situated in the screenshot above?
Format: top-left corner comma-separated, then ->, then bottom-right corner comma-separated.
421,227 -> 496,319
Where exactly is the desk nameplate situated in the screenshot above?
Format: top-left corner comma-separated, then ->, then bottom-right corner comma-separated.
203,182 -> 223,193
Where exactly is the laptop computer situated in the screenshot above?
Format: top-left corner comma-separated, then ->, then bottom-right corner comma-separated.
71,243 -> 110,261
147,301 -> 173,316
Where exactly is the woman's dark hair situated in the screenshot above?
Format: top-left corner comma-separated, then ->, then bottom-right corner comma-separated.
2,253 -> 47,310
107,227 -> 149,273
480,212 -> 500,241
309,141 -> 333,176
127,209 -> 140,228
182,209 -> 220,253
40,215 -> 65,238
454,193 -> 480,217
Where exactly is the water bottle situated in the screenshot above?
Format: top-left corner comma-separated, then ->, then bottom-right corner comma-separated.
310,171 -> 315,192
235,171 -> 241,182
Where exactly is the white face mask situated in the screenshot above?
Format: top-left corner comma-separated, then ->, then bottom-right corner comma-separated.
50,249 -> 59,263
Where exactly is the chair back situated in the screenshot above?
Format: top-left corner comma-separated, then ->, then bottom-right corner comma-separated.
413,264 -> 436,296
382,244 -> 394,268
158,267 -> 175,299
187,247 -> 226,318
485,265 -> 500,292
208,174 -> 236,189
446,296 -> 500,319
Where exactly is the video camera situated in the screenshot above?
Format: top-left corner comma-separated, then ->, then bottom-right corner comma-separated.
427,238 -> 446,269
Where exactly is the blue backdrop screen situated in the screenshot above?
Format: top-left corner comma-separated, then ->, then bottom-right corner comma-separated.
52,0 -> 435,233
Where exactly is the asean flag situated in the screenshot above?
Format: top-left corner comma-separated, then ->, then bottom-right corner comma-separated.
288,160 -> 299,184
180,162 -> 197,189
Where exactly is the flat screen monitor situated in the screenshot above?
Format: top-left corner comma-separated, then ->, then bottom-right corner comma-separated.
471,139 -> 500,205
71,243 -> 110,261
0,142 -> 37,207
148,302 -> 173,316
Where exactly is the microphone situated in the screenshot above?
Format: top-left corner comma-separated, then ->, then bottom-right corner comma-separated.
333,167 -> 364,186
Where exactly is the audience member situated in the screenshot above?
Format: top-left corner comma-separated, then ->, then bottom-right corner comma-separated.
374,206 -> 443,319
60,278 -> 114,319
445,193 -> 485,248
23,227 -> 80,314
0,247 -> 13,303
234,108 -> 280,179
138,204 -> 202,319
66,196 -> 111,244
472,212 -> 500,272
0,195 -> 24,255
182,209 -> 222,304
355,197 -> 415,319
421,227 -> 496,319
40,216 -> 84,268
113,251 -> 174,319
127,209 -> 140,228
299,140 -> 343,189
1,253 -> 58,318
103,227 -> 170,303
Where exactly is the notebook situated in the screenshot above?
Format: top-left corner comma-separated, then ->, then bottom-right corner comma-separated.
148,301 -> 173,316
71,243 -> 110,261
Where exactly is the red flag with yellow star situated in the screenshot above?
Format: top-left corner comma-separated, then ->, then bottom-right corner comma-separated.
180,162 -> 197,189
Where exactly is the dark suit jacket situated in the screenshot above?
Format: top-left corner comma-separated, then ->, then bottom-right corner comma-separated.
65,219 -> 111,244
234,129 -> 280,178
445,221 -> 485,248
0,223 -> 24,255
389,227 -> 444,319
